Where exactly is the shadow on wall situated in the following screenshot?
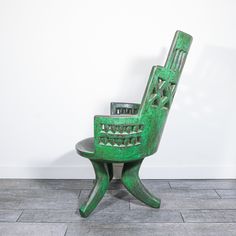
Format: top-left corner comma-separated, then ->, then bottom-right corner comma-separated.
115,48 -> 167,103
47,45 -> 236,178
158,45 -> 236,170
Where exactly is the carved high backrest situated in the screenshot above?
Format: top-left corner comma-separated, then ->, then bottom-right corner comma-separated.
139,31 -> 192,155
76,31 -> 193,217
93,31 -> 192,160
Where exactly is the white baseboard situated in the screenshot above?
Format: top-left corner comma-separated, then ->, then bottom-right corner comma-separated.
0,165 -> 235,179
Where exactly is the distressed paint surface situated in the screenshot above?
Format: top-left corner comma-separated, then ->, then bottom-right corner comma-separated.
76,31 -> 192,217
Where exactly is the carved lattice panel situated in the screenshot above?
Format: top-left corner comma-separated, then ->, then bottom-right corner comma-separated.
149,75 -> 177,110
98,123 -> 144,147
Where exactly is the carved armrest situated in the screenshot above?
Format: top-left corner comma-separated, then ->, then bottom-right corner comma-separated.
94,115 -> 143,149
110,102 -> 140,115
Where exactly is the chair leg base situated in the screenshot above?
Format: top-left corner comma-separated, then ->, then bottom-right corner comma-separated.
79,205 -> 91,218
79,159 -> 160,217
121,159 -> 161,208
79,160 -> 109,218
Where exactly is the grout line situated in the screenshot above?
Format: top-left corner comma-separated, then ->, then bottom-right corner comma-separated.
3,206 -> 236,211
3,222 -> 236,225
168,188 -> 236,191
179,211 -> 185,223
168,181 -> 172,189
16,210 -> 24,222
63,225 -> 68,236
11,220 -> 187,224
1,187 -> 236,190
215,189 -> 222,199
78,189 -> 82,199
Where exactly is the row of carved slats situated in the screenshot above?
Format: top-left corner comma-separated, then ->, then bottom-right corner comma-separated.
100,124 -> 144,134
99,136 -> 141,147
115,108 -> 138,115
170,49 -> 186,72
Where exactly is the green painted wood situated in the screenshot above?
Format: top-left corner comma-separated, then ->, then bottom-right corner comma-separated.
122,159 -> 161,208
76,30 -> 192,217
79,160 -> 110,218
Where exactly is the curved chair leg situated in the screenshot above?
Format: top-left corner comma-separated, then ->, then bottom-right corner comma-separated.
106,163 -> 113,181
92,163 -> 113,184
121,159 -> 161,208
79,160 -> 109,218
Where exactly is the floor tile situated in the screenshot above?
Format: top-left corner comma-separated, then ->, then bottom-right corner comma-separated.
143,189 -> 219,199
66,222 -> 236,236
0,210 -> 22,222
0,198 -> 21,210
130,198 -> 236,210
169,180 -> 236,189
0,179 -> 93,190
216,189 -> 236,198
0,189 -> 80,210
0,223 -> 67,236
181,210 -> 236,223
18,209 -> 182,223
19,210 -> 81,223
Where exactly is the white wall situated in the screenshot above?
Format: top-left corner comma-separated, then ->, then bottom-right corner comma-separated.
0,0 -> 235,179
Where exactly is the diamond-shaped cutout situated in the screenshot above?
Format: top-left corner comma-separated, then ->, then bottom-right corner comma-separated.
157,77 -> 163,88
152,86 -> 157,94
163,88 -> 169,97
163,100 -> 170,109
170,84 -> 176,93
152,98 -> 160,107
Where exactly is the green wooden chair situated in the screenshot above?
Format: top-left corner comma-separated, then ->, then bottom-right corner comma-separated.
76,30 -> 192,217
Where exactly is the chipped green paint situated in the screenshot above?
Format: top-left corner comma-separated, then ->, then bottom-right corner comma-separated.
76,31 -> 192,217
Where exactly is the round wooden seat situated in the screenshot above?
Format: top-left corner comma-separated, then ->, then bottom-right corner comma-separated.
76,137 -> 95,158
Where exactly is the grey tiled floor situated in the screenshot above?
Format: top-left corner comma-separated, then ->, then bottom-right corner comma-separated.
0,179 -> 236,235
